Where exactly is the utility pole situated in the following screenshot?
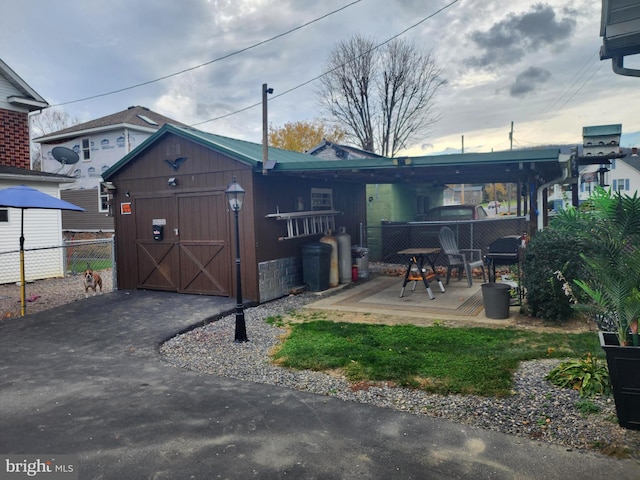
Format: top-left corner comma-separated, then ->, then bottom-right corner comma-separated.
509,121 -> 514,150
508,121 -> 513,214
460,135 -> 465,204
262,83 -> 274,175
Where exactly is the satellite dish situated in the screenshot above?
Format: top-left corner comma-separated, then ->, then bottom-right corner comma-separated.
51,146 -> 80,175
51,146 -> 80,165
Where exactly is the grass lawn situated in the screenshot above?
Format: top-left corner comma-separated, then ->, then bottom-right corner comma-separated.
67,259 -> 112,273
270,321 -> 601,397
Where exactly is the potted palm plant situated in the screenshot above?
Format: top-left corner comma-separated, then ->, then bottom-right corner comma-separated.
553,187 -> 640,430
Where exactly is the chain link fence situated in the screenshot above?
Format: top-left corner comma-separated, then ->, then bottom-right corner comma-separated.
0,237 -> 116,318
365,217 -> 528,268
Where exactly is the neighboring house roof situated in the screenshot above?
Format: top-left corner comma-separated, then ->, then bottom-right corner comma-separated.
103,124 -> 563,186
0,165 -> 75,184
306,140 -> 384,159
0,58 -> 48,111
619,156 -> 640,172
34,105 -> 188,143
583,124 -> 622,137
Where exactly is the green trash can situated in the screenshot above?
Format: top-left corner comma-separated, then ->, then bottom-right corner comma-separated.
481,283 -> 511,319
302,242 -> 332,292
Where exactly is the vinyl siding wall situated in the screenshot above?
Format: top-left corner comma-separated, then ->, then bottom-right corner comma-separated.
0,181 -> 65,284
61,188 -> 114,232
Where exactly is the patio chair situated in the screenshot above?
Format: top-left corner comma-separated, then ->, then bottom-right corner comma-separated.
438,226 -> 487,287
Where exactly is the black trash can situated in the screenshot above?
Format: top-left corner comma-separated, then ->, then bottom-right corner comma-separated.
481,283 -> 512,319
302,242 -> 332,292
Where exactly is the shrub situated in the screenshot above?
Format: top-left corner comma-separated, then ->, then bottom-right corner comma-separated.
522,228 -> 592,322
546,354 -> 611,398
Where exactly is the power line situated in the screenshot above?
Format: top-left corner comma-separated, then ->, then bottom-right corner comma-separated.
191,0 -> 460,127
51,0 -> 363,107
519,51 -> 601,141
514,62 -> 604,148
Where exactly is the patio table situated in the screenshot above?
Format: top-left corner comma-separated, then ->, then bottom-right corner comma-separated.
397,248 -> 445,300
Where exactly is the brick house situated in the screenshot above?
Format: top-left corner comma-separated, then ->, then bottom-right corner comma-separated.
0,58 -> 48,169
0,58 -> 77,284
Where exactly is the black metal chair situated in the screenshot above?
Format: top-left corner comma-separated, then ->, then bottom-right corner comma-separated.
438,226 -> 487,287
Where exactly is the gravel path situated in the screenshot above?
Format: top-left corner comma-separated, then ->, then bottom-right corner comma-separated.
160,291 -> 640,462
0,270 -> 113,318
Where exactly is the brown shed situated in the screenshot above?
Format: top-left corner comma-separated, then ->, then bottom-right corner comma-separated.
102,124 -> 367,303
103,124 -> 565,302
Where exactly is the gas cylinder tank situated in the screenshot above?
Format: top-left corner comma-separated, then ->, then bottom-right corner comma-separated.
320,231 -> 339,287
335,227 -> 352,284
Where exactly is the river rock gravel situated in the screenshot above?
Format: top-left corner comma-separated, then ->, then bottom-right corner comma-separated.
159,291 -> 640,461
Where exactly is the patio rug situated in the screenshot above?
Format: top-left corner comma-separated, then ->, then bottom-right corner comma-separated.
307,276 -> 486,317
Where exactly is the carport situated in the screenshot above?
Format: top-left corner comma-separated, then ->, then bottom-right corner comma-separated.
269,147 -> 567,234
103,122 -> 565,303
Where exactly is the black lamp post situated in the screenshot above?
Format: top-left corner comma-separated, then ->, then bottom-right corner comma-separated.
225,177 -> 248,342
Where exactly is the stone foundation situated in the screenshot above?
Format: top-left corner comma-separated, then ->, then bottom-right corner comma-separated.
258,257 -> 303,303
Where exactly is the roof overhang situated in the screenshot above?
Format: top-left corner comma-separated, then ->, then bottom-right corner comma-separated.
34,122 -> 159,144
8,96 -> 48,111
0,170 -> 76,184
267,149 -> 563,185
0,59 -> 48,109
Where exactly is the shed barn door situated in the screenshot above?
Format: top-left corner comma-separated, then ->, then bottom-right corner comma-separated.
134,192 -> 231,296
177,192 -> 231,295
135,196 -> 180,291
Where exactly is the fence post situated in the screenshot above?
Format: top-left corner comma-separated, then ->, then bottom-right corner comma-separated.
111,235 -> 117,291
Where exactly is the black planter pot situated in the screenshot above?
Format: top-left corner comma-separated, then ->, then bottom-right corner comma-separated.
599,331 -> 640,430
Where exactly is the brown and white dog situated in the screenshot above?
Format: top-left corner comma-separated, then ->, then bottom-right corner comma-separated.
84,269 -> 103,297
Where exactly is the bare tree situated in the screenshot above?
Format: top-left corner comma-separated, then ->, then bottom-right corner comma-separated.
30,108 -> 80,170
317,35 -> 447,157
317,36 -> 377,152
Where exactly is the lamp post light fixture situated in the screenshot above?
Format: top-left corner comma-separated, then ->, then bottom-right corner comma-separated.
225,177 -> 248,342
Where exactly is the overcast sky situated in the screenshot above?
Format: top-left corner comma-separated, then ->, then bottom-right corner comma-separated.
2,0 -> 639,155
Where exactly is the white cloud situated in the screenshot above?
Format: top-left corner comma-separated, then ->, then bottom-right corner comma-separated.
1,0 -> 638,153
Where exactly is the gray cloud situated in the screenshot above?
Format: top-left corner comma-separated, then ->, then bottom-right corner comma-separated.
466,3 -> 576,68
509,66 -> 552,97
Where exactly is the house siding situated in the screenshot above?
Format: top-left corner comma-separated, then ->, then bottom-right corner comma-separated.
0,181 -> 65,284
61,188 -> 114,232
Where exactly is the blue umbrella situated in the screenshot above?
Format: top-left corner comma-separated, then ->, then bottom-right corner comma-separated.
0,185 -> 84,316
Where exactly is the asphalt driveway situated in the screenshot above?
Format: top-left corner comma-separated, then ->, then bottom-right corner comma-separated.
0,290 -> 637,479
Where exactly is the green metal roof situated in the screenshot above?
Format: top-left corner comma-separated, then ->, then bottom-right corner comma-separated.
103,124 -> 317,180
103,124 -> 562,185
582,124 -> 622,137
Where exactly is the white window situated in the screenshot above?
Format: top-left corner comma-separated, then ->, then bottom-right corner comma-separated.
311,188 -> 333,211
99,189 -> 109,213
82,138 -> 91,161
613,179 -> 630,191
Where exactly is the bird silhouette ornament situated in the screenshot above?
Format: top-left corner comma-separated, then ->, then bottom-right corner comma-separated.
164,157 -> 187,171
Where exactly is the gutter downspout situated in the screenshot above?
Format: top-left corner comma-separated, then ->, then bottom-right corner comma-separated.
536,154 -> 570,231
